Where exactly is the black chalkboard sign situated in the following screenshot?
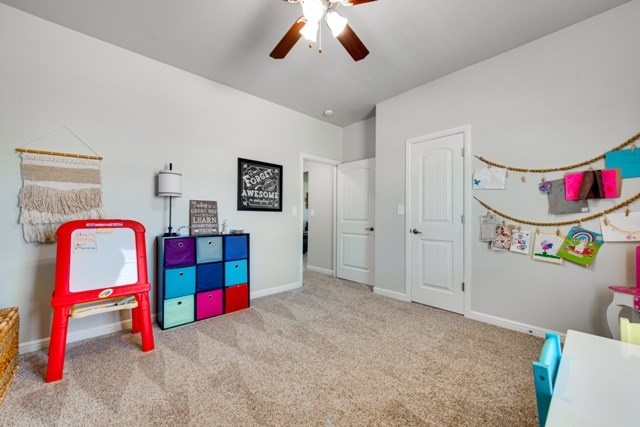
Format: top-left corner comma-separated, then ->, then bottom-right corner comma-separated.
237,158 -> 283,211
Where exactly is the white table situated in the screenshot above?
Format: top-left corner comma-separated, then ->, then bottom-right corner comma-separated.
546,330 -> 640,427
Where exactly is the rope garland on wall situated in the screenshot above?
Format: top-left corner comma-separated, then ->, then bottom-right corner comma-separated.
475,131 -> 640,173
474,192 -> 640,227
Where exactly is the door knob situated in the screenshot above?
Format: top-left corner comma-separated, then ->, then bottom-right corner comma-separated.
411,228 -> 422,235
366,227 -> 375,231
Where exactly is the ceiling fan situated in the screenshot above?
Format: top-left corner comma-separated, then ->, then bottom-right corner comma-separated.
270,0 -> 377,62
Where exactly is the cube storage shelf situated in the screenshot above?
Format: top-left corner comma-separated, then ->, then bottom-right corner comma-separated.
156,234 -> 250,329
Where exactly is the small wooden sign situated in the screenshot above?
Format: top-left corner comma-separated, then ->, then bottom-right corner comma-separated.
189,200 -> 218,235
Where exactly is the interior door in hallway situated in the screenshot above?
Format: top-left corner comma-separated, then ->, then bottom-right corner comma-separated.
337,158 -> 375,285
409,132 -> 464,313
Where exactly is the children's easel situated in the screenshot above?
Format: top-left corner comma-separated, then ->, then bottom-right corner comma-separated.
46,219 -> 155,382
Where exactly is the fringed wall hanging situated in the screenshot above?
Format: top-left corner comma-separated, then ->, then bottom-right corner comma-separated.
15,126 -> 105,243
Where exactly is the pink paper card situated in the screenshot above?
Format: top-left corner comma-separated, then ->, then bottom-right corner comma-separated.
565,169 -> 621,200
564,172 -> 584,201
601,168 -> 621,198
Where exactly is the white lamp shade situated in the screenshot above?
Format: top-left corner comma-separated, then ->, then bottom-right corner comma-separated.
302,0 -> 324,23
157,170 -> 182,197
326,11 -> 348,37
300,21 -> 319,43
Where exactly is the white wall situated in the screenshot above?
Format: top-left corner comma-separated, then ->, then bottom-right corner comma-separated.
343,117 -> 376,163
303,161 -> 335,274
376,1 -> 640,336
0,4 -> 342,350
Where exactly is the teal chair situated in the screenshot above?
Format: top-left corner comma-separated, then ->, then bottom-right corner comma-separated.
532,332 -> 562,427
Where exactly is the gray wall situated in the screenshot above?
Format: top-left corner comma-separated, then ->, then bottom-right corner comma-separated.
304,161 -> 335,274
375,1 -> 640,336
343,117 -> 376,163
0,4 -> 342,350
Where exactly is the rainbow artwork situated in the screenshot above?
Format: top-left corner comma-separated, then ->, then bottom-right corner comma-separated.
557,226 -> 604,267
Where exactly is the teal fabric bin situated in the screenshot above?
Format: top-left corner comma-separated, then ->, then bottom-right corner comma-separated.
165,266 -> 196,299
163,295 -> 195,328
225,259 -> 248,286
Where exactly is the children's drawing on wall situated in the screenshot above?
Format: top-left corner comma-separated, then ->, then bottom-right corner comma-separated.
557,226 -> 604,267
600,212 -> 640,242
473,167 -> 507,190
509,230 -> 531,255
479,213 -> 497,242
538,179 -> 551,194
532,232 -> 565,264
491,223 -> 512,251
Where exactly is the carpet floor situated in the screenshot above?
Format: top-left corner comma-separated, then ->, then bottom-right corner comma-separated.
0,271 -> 542,426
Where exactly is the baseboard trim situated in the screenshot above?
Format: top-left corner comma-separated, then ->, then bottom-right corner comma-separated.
19,317 -> 138,354
466,310 -> 564,340
305,265 -> 334,276
250,281 -> 302,299
370,290 -> 556,339
373,287 -> 411,302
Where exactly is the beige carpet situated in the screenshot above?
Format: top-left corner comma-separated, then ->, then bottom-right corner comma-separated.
0,271 -> 542,426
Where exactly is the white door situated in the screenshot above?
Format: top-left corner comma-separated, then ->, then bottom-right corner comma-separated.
409,132 -> 464,313
337,158 -> 375,284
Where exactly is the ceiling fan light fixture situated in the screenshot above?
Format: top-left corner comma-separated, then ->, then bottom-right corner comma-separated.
300,20 -> 319,43
272,0 -> 375,61
326,11 -> 348,37
301,0 -> 324,23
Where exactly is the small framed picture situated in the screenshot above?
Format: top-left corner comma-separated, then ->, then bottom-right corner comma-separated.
237,158 -> 283,212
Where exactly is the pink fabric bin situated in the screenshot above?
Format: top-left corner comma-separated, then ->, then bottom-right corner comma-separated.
195,289 -> 223,320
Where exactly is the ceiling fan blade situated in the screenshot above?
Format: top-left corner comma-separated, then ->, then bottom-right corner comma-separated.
336,24 -> 369,61
270,17 -> 306,59
345,0 -> 377,5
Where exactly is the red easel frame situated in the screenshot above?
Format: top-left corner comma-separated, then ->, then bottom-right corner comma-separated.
45,219 -> 154,382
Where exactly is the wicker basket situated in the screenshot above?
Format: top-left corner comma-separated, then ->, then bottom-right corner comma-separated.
0,307 -> 19,405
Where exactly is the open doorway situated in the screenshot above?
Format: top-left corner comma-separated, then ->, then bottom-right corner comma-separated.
303,171 -> 309,269
300,154 -> 339,282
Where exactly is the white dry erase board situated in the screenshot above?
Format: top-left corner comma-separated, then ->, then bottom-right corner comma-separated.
68,227 -> 138,292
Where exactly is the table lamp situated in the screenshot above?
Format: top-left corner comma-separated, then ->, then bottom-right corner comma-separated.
157,163 -> 182,236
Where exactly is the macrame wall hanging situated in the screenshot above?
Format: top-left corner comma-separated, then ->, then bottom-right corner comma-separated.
15,126 -> 105,243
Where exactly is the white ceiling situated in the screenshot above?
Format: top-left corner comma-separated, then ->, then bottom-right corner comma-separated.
1,0 -> 631,127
